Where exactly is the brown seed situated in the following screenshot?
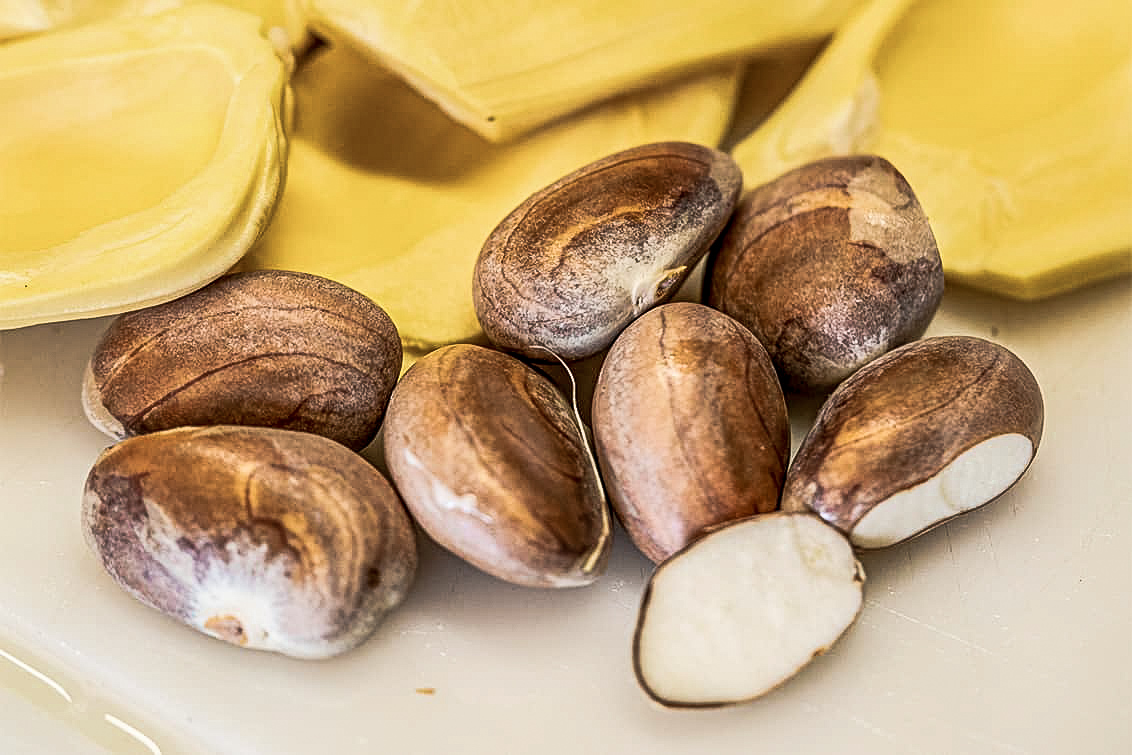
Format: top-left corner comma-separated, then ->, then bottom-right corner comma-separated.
82,270 -> 401,450
706,154 -> 944,392
473,141 -> 742,361
592,302 -> 789,563
382,344 -> 610,587
82,425 -> 418,659
782,336 -> 1044,548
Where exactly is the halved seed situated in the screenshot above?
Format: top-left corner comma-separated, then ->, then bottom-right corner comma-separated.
634,512 -> 864,708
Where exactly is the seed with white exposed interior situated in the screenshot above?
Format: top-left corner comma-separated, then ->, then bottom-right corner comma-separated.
782,335 -> 1044,548
634,512 -> 864,708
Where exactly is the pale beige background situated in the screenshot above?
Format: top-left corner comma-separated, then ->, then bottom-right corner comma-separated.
0,276 -> 1129,754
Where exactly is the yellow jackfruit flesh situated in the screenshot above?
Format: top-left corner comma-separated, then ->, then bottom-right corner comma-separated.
0,0 -> 310,50
731,0 -> 1132,300
299,0 -> 859,141
241,41 -> 740,359
0,5 -> 289,329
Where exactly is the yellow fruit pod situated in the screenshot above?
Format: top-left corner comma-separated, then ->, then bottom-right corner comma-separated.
241,42 -> 740,362
0,4 -> 290,330
297,0 -> 859,142
0,1 -> 310,50
730,0 -> 1132,300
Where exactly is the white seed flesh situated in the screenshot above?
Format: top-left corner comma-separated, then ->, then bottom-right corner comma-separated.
851,433 -> 1033,548
636,514 -> 863,707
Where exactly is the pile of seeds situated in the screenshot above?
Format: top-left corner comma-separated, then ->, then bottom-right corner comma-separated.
79,143 -> 1043,707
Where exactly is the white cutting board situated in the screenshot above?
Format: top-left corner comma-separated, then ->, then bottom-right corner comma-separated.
0,276 -> 1129,754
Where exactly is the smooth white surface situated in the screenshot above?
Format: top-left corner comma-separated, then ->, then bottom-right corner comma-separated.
0,277 -> 1130,754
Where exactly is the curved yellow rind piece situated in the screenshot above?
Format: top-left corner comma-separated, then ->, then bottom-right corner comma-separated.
298,0 -> 857,142
0,1 -> 310,50
731,0 -> 1132,300
0,5 -> 289,330
241,41 -> 740,356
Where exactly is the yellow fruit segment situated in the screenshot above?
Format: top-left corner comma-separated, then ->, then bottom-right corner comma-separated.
2,52 -> 230,252
0,0 -> 309,49
731,0 -> 1132,299
242,41 -> 740,357
300,0 -> 857,141
0,5 -> 289,329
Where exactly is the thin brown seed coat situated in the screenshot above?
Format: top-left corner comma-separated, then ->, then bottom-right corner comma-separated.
82,426 -> 417,656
